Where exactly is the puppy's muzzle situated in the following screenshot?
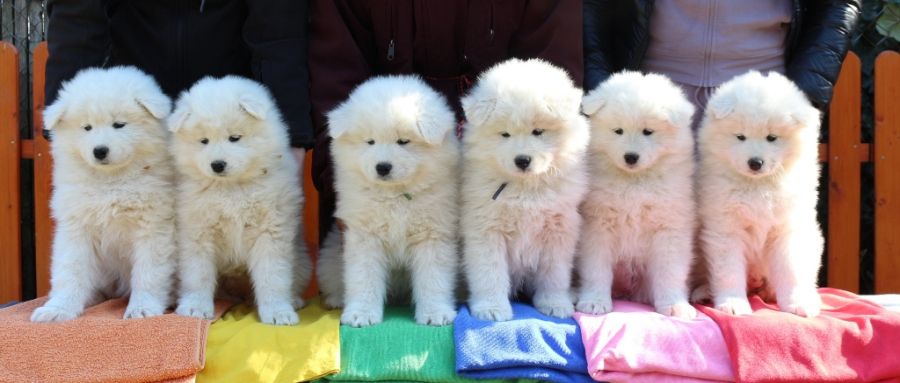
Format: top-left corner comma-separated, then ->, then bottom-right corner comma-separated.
93,146 -> 109,161
748,157 -> 764,172
376,162 -> 393,177
514,155 -> 531,171
211,160 -> 227,174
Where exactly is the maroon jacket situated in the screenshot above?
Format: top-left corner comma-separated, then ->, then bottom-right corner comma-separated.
309,0 -> 583,241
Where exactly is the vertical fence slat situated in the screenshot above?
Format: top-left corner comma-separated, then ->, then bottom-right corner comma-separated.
302,150 -> 319,298
827,52 -> 862,292
0,42 -> 22,302
875,51 -> 900,294
31,42 -> 53,296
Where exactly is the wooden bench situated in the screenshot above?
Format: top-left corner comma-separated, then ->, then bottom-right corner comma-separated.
1,42 -> 898,302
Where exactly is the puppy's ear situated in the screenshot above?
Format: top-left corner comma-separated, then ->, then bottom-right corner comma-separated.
664,97 -> 696,130
581,89 -> 607,116
42,97 -> 68,131
167,102 -> 191,133
136,91 -> 172,120
415,108 -> 454,145
545,88 -> 583,119
461,95 -> 497,127
326,103 -> 352,139
238,93 -> 269,120
706,93 -> 736,120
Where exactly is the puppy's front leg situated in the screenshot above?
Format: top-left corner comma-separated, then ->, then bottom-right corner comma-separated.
248,233 -> 299,325
649,228 -> 697,319
341,229 -> 388,327
410,238 -> 458,326
768,226 -> 822,318
465,233 -> 513,321
703,227 -> 752,315
534,214 -> 578,318
31,226 -> 103,322
575,219 -> 615,314
125,224 -> 176,319
175,226 -> 218,320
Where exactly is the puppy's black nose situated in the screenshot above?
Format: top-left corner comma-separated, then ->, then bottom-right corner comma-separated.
376,162 -> 393,177
748,157 -> 764,171
93,146 -> 109,160
514,155 -> 531,170
211,160 -> 227,174
624,152 -> 640,165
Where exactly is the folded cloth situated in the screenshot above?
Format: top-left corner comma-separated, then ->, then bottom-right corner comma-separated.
324,306 -> 520,383
454,303 -> 593,383
862,294 -> 900,312
0,297 -> 231,383
198,298 -> 340,383
574,300 -> 733,383
698,288 -> 900,383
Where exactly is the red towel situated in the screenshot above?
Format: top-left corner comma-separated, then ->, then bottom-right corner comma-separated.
698,288 -> 900,383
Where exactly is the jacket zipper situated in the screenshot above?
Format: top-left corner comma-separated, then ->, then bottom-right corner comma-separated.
387,0 -> 395,61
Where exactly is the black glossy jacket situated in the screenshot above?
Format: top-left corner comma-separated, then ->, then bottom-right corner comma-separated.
44,0 -> 314,148
583,0 -> 861,110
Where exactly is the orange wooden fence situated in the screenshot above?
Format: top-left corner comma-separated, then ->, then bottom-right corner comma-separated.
0,44 -> 898,302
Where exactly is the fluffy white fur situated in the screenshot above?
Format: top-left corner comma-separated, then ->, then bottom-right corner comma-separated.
170,76 -> 310,325
577,71 -> 698,319
317,75 -> 460,327
32,66 -> 176,322
696,71 -> 824,317
460,58 -> 589,321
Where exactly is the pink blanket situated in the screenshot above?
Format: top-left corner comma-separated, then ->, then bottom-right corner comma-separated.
698,288 -> 900,383
575,300 -> 733,383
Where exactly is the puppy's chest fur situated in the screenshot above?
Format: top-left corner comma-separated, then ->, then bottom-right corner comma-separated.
720,183 -> 786,260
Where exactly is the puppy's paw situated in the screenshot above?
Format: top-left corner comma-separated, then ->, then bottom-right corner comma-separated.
416,304 -> 457,326
470,299 -> 513,322
341,306 -> 383,327
690,284 -> 712,304
321,294 -> 343,310
124,296 -> 166,319
258,303 -> 300,326
658,302 -> 698,319
175,297 -> 215,320
780,291 -> 821,318
535,297 -> 575,319
292,296 -> 307,310
31,305 -> 79,323
576,295 -> 613,315
715,296 -> 753,316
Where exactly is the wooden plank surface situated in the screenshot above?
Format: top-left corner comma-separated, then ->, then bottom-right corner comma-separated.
0,41 -> 22,302
874,51 -> 900,293
31,42 -> 53,296
826,52 -> 862,292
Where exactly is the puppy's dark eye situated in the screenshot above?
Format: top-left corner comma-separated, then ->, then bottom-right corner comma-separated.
766,135 -> 778,142
397,139 -> 410,145
500,132 -> 511,138
613,128 -> 623,135
532,129 -> 544,136
200,138 -> 209,145
736,134 -> 746,141
367,139 -> 375,145
83,125 -> 92,132
643,129 -> 654,136
112,122 -> 126,129
229,135 -> 242,142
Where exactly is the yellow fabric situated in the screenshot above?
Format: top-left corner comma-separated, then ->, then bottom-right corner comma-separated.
198,298 -> 341,383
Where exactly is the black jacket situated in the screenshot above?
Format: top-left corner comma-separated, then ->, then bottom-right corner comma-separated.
44,0 -> 313,148
583,0 -> 861,111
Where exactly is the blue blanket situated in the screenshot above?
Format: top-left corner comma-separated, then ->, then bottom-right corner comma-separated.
454,303 -> 593,383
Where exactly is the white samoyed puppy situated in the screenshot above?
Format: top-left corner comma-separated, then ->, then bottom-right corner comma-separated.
460,58 -> 589,321
317,75 -> 460,327
577,71 -> 697,319
170,76 -> 310,325
32,66 -> 176,322
696,71 -> 824,317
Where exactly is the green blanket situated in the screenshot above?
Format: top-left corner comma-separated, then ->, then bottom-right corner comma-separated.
319,306 -> 536,383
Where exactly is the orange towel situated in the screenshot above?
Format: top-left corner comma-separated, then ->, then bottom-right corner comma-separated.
0,297 -> 231,383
